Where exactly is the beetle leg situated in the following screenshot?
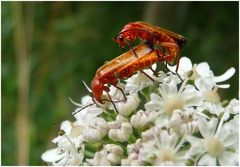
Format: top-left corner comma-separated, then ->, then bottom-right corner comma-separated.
140,69 -> 155,82
131,46 -> 139,58
106,91 -> 118,114
160,42 -> 181,73
149,66 -> 158,77
113,85 -> 127,102
130,48 -> 138,58
156,49 -> 183,82
164,62 -> 183,82
127,39 -> 139,58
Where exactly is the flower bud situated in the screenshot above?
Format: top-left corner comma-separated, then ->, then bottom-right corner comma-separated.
86,150 -> 111,166
83,117 -> 109,142
116,93 -> 140,116
105,144 -> 123,165
108,115 -> 133,142
130,110 -> 160,129
141,128 -> 154,143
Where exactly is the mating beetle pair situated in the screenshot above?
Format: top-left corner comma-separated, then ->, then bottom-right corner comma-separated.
79,21 -> 187,113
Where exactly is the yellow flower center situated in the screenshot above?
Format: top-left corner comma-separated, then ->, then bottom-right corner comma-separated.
164,96 -> 184,116
157,149 -> 175,162
204,136 -> 224,157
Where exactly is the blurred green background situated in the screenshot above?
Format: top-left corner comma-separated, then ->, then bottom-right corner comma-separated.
2,1 -> 238,165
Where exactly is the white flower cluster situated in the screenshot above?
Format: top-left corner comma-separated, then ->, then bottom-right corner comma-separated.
41,57 -> 239,166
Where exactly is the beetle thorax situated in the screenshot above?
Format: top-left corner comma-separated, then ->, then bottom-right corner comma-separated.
91,78 -> 104,103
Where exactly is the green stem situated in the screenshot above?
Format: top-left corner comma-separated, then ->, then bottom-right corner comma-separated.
128,134 -> 136,143
134,128 -> 142,138
84,141 -> 100,152
84,150 -> 95,159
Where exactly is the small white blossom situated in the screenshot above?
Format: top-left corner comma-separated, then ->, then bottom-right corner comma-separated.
198,102 -> 226,119
222,114 -> 239,134
195,77 -> 221,104
105,144 -> 124,165
87,144 -> 123,165
81,117 -> 109,142
116,92 -> 140,116
69,96 -> 110,142
108,115 -> 133,142
186,117 -> 239,165
130,109 -> 160,129
139,128 -> 187,165
125,64 -> 157,93
86,149 -> 111,166
121,139 -> 144,166
145,79 -> 202,116
168,57 -> 235,88
42,121 -> 85,165
141,127 -> 155,143
225,98 -> 239,114
41,148 -> 65,165
106,84 -> 140,115
169,108 -> 202,135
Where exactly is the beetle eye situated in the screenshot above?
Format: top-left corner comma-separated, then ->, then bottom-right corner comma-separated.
118,35 -> 124,41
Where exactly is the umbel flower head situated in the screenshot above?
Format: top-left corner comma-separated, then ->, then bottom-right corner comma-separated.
41,57 -> 239,166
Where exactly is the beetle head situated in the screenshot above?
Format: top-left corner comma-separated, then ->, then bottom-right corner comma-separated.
91,79 -> 103,103
113,34 -> 125,48
91,78 -> 109,104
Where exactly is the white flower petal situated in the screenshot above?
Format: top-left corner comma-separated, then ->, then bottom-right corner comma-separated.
221,133 -> 238,148
52,136 -> 63,144
41,148 -> 64,163
195,78 -> 215,91
81,95 -> 93,105
125,71 -> 154,93
218,151 -> 238,166
216,84 -> 230,89
144,93 -> 163,111
214,67 -> 236,83
196,62 -> 213,78
60,120 -> 72,134
226,98 -> 239,114
185,135 -> 204,157
222,115 -> 239,134
179,57 -> 193,72
161,79 -> 178,96
182,85 -> 202,107
74,106 -> 102,123
198,154 -> 216,166
198,117 -> 218,138
167,57 -> 193,76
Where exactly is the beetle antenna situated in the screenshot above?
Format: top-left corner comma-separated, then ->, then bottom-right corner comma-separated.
106,92 -> 118,114
82,81 -> 92,93
72,103 -> 95,116
53,102 -> 96,127
69,96 -> 96,115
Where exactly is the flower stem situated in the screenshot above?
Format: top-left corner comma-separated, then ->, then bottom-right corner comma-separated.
84,150 -> 94,159
128,134 -> 136,143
